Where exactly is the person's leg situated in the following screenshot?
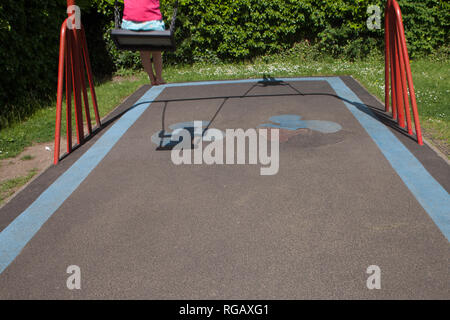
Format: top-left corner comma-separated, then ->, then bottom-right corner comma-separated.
140,51 -> 157,85
151,51 -> 165,84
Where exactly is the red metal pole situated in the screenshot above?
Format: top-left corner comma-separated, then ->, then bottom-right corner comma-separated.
389,10 -> 398,121
393,22 -> 406,128
70,29 -> 84,145
66,28 -> 73,153
66,0 -> 85,144
81,25 -> 101,127
80,73 -> 93,135
395,21 -> 413,134
384,1 -> 391,113
75,32 -> 93,135
54,21 -> 68,165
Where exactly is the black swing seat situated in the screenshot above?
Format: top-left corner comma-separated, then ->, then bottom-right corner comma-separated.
110,0 -> 178,52
111,29 -> 176,51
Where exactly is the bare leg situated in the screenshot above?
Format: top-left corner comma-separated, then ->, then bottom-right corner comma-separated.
140,51 -> 157,85
151,51 -> 165,84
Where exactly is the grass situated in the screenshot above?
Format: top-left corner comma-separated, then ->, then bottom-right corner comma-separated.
0,168 -> 38,204
0,75 -> 149,159
20,155 -> 35,161
0,48 -> 448,159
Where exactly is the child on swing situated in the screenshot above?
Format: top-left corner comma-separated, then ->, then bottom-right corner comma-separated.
122,0 -> 166,85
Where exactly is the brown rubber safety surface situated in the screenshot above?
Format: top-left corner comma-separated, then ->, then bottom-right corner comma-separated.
0,77 -> 448,299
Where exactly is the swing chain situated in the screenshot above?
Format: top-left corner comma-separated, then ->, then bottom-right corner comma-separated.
169,1 -> 179,33
114,0 -> 121,29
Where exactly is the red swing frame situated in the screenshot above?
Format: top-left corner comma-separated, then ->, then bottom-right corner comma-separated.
54,0 -> 101,164
385,0 -> 423,145
53,0 -> 424,164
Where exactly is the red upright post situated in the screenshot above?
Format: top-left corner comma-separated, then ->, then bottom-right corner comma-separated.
395,22 -> 413,134
54,21 -> 68,165
65,33 -> 73,153
70,27 -> 85,145
80,26 -> 101,127
393,21 -> 406,128
384,0 -> 391,113
388,8 -> 398,120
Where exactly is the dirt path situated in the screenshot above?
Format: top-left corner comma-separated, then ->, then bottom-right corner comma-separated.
0,138 -> 75,206
0,143 -> 53,182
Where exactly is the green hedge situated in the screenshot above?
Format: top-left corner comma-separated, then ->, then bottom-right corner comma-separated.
0,1 -> 65,127
102,0 -> 448,67
0,0 -> 448,127
0,0 -> 112,128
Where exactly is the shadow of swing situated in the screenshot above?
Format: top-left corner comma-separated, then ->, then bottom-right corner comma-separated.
67,76 -> 417,158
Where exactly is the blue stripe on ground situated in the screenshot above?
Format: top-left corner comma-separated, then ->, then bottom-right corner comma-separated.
327,77 -> 449,241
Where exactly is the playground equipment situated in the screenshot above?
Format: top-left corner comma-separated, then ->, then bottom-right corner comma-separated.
54,0 -> 101,164
53,0 -> 424,164
385,0 -> 423,145
110,0 -> 179,51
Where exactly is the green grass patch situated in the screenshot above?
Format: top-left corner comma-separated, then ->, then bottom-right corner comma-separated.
0,76 -> 148,160
0,168 -> 38,204
0,48 -> 448,159
20,155 -> 35,161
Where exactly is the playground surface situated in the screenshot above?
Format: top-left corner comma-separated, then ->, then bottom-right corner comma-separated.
0,76 -> 448,299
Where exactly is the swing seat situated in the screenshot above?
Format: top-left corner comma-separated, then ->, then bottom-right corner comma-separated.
111,0 -> 178,52
111,29 -> 176,51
